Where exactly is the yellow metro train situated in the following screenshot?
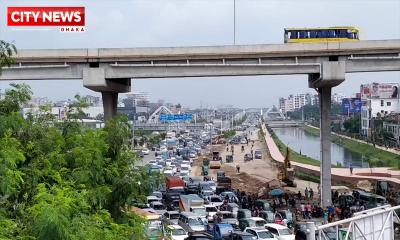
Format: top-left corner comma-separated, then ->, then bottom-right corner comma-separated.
284,26 -> 360,43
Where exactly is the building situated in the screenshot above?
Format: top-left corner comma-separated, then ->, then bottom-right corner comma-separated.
84,95 -> 101,107
279,93 -> 314,113
360,82 -> 400,138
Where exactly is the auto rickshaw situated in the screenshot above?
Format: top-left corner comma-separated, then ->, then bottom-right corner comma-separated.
202,165 -> 209,176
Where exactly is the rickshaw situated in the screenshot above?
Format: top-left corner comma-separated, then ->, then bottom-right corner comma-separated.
225,155 -> 233,163
202,165 -> 209,176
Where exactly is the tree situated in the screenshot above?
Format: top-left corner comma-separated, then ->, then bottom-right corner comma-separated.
0,83 -> 154,239
0,40 -> 17,73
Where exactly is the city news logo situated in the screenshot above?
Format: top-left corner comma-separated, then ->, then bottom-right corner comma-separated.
7,6 -> 85,32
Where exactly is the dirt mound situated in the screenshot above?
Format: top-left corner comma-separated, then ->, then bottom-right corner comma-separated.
221,164 -> 267,195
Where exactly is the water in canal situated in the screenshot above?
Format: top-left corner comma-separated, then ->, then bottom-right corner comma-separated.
273,127 -> 369,168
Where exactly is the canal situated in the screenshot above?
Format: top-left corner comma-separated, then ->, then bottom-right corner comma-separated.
273,127 -> 369,168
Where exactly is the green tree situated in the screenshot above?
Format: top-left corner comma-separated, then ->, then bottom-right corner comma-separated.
0,40 -> 17,73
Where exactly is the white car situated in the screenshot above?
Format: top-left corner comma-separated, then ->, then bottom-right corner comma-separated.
244,227 -> 277,240
264,224 -> 295,240
240,139 -> 247,144
164,225 -> 188,240
180,164 -> 190,175
141,148 -> 150,155
204,204 -> 218,222
149,159 -> 157,165
206,181 -> 217,192
208,195 -> 223,208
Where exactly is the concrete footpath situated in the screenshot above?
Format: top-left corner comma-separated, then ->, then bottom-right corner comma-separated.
261,124 -> 400,186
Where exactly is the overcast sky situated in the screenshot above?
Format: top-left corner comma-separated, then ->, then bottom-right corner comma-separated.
1,0 -> 399,108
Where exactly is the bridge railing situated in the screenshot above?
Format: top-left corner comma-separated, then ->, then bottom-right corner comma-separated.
306,205 -> 400,240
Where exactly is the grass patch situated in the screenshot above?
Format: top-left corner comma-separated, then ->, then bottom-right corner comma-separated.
304,125 -> 400,169
296,171 -> 320,183
269,130 -> 321,167
222,130 -> 236,139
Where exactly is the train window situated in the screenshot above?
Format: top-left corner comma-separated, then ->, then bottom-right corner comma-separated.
310,31 -> 317,38
290,31 -> 298,39
347,32 -> 354,39
299,31 -> 306,38
320,30 -> 328,38
354,32 -> 359,39
328,30 -> 335,38
338,30 -> 347,38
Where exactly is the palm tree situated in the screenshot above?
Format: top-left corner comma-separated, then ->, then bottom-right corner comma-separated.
0,40 -> 17,73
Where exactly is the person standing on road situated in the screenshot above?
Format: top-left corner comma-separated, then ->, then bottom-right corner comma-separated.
350,163 -> 353,175
236,164 -> 240,173
305,188 -> 309,200
309,188 -> 314,199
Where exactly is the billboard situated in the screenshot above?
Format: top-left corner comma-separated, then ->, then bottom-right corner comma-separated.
360,83 -> 399,99
159,114 -> 193,122
342,98 -> 362,114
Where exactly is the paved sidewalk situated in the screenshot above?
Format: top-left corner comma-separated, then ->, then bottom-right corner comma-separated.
261,124 -> 400,186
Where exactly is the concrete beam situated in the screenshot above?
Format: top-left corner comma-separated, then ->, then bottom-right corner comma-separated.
83,67 -> 131,93
308,61 -> 345,88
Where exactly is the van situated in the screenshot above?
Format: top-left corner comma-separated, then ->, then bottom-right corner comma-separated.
178,212 -> 207,233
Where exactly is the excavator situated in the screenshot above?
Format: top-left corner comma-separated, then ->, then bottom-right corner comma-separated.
277,146 -> 296,187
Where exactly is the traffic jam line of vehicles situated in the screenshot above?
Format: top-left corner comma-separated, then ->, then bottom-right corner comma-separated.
132,128 -> 296,240
132,116 -> 397,240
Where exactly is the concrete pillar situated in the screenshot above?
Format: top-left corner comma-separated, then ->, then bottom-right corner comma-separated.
319,87 -> 332,208
309,61 -> 345,208
102,92 -> 118,122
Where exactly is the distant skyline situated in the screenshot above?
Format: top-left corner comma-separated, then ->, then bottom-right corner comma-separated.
1,0 -> 399,108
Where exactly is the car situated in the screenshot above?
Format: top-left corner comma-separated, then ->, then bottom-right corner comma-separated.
185,232 -> 213,240
206,181 -> 217,192
241,139 -> 247,144
142,148 -> 150,155
150,201 -> 167,215
220,191 -> 239,203
208,195 -> 223,208
164,224 -> 188,240
254,150 -> 263,159
178,212 -> 207,233
244,227 -> 277,240
264,223 -> 295,240
231,231 -> 258,240
244,153 -> 253,161
151,191 -> 163,200
149,159 -> 158,165
204,205 -> 218,222
239,217 -> 267,231
162,211 -> 180,226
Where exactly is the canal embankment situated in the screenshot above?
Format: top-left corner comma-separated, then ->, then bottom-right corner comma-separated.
261,123 -> 400,187
305,124 -> 400,169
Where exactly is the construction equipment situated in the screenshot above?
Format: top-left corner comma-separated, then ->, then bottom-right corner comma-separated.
210,151 -> 222,169
277,146 -> 296,187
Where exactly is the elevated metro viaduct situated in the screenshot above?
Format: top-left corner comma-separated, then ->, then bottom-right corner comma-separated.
1,39 -> 400,208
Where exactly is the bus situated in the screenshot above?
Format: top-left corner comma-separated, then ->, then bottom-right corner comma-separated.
284,26 -> 360,43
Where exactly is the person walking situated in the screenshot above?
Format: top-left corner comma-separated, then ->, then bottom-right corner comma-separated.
305,187 -> 309,200
309,188 -> 314,200
236,164 -> 240,173
300,203 -> 306,219
350,163 -> 353,175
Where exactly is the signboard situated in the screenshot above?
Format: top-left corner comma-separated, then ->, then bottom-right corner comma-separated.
360,83 -> 399,99
342,98 -> 362,114
159,114 -> 193,122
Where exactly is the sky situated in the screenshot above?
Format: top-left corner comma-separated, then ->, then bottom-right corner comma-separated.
0,0 -> 399,108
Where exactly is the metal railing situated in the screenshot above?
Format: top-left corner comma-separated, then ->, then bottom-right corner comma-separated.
306,205 -> 400,240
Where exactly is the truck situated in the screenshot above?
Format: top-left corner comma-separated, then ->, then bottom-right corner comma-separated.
166,176 -> 185,192
216,177 -> 232,194
179,194 -> 208,221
